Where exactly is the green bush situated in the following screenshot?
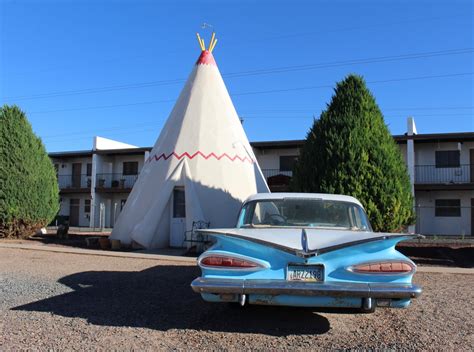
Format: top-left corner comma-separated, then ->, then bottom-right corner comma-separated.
0,105 -> 59,238
292,75 -> 414,232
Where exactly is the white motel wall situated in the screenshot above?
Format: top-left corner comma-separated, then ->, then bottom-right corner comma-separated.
415,190 -> 472,236
49,122 -> 474,236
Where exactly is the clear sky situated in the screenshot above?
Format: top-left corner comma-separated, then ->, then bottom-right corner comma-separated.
1,0 -> 473,152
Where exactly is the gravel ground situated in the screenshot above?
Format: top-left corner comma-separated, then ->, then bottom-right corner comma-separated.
0,248 -> 473,351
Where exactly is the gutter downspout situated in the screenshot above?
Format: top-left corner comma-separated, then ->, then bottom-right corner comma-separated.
406,117 -> 417,234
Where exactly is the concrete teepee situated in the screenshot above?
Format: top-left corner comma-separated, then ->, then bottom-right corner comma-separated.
110,33 -> 269,248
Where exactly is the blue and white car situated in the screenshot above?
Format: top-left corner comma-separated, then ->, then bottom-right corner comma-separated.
191,193 -> 422,312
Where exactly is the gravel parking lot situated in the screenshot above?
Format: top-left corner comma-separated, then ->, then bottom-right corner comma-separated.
0,248 -> 473,350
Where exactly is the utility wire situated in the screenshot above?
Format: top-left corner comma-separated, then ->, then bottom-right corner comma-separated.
41,121 -> 161,139
5,47 -> 473,101
8,12 -> 471,78
6,79 -> 185,100
240,106 -> 473,113
29,99 -> 175,114
232,72 -> 473,96
224,48 -> 473,78
44,128 -> 159,144
40,113 -> 473,142
28,72 -> 474,115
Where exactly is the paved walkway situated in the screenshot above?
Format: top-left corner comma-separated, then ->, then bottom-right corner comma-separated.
0,242 -> 196,263
0,242 -> 473,274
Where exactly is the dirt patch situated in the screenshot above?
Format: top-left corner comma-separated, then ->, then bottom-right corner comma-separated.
0,248 -> 473,350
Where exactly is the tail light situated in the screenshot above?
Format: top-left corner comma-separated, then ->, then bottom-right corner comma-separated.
349,261 -> 415,274
199,255 -> 264,269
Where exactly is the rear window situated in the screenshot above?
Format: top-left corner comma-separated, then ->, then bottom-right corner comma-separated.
238,198 -> 371,231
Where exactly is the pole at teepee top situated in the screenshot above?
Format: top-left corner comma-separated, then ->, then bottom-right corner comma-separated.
196,32 -> 218,52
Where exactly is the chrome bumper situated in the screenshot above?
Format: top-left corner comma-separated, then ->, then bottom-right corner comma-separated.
191,277 -> 422,299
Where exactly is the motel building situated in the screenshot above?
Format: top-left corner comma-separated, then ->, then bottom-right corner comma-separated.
49,119 -> 474,237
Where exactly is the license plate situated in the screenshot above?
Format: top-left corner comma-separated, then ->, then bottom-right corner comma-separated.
287,265 -> 324,282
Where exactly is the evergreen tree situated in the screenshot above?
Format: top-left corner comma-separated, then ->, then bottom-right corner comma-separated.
292,75 -> 414,232
0,105 -> 59,238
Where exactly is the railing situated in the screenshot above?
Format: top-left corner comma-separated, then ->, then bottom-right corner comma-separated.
262,166 -> 474,185
415,164 -> 473,184
261,169 -> 293,179
96,173 -> 138,189
57,174 -> 91,189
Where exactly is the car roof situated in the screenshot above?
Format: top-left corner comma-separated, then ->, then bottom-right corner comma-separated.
244,193 -> 364,208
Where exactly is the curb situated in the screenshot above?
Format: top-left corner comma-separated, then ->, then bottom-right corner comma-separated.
0,243 -> 197,263
0,243 -> 473,274
415,266 -> 474,274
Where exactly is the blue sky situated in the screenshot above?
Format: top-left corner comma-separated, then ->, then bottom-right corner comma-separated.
1,0 -> 473,152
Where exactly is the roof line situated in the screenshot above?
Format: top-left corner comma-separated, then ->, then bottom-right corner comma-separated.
48,132 -> 474,157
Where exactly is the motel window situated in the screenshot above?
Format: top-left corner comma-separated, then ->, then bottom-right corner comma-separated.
123,161 -> 139,175
435,151 -> 460,168
86,163 -> 92,176
84,199 -> 91,213
435,199 -> 461,217
279,155 -> 298,172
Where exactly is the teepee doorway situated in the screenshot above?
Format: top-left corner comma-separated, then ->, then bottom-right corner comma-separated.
170,187 -> 186,247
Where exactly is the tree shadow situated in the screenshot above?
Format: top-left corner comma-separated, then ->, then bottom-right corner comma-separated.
13,265 -> 330,336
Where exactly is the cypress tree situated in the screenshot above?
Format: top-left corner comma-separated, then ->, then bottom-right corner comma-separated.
292,75 -> 414,232
0,105 -> 59,238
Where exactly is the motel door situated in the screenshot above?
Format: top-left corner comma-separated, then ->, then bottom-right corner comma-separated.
69,199 -> 80,226
170,188 -> 186,247
72,163 -> 82,188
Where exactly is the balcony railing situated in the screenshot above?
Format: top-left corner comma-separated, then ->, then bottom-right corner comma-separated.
261,169 -> 293,179
57,174 -> 91,189
96,173 -> 138,189
415,164 -> 473,184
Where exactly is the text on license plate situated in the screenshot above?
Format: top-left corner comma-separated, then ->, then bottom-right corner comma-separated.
287,265 -> 324,282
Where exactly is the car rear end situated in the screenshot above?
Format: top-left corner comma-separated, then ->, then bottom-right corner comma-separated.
191,233 -> 422,312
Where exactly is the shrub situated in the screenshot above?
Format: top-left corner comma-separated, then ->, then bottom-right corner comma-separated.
292,75 -> 414,232
0,105 -> 59,238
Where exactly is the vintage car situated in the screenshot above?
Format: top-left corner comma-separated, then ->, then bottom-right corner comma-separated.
191,193 -> 422,312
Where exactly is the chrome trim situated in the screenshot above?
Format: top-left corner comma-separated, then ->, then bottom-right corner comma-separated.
200,232 -> 417,258
191,277 -> 422,299
301,228 -> 309,253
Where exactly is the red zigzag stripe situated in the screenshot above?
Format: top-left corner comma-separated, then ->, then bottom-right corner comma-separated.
146,151 -> 255,164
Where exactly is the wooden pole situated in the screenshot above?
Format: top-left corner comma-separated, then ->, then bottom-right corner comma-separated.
196,33 -> 205,51
210,38 -> 218,52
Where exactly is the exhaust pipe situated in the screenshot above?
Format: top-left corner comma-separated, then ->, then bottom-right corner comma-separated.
362,297 -> 373,311
240,294 -> 246,306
